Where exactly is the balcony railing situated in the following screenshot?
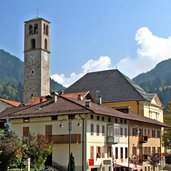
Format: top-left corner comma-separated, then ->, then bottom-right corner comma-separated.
45,134 -> 81,144
106,136 -> 119,144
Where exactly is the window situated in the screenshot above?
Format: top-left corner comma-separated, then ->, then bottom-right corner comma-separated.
46,25 -> 48,35
157,130 -> 161,138
120,119 -> 123,123
125,147 -> 128,158
108,117 -> 111,122
28,25 -> 33,35
120,147 -> 123,158
144,147 -> 147,154
34,23 -> 38,34
43,23 -> 46,34
152,130 -> 156,138
96,146 -> 101,158
157,147 -> 161,153
144,129 -> 147,135
23,127 -> 29,137
90,146 -> 94,158
132,127 -> 137,136
91,124 -> 94,135
120,127 -> 123,137
90,115 -> 93,119
45,39 -> 48,50
45,125 -> 52,135
132,147 -> 137,155
96,125 -> 100,136
148,147 -> 151,154
31,39 -> 36,49
115,147 -> 118,159
107,146 -> 111,158
102,125 -> 105,135
148,129 -> 151,137
115,118 -> 117,123
107,124 -> 114,137
125,128 -> 127,137
152,147 -> 156,154
51,116 -> 57,120
97,116 -> 100,120
139,128 -> 143,136
102,116 -> 104,121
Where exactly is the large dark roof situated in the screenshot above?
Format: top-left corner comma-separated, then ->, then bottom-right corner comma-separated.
65,69 -> 152,103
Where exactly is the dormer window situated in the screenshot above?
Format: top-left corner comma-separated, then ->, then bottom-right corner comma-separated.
34,23 -> 38,34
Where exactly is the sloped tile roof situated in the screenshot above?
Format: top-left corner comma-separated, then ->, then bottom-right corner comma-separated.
0,98 -> 21,107
65,69 -> 152,103
0,96 -> 167,127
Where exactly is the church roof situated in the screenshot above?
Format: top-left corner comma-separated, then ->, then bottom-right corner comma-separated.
65,69 -> 153,103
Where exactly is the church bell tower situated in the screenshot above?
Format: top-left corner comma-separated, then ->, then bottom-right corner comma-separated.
24,17 -> 50,102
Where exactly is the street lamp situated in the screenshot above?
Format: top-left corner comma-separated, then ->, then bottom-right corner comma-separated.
60,115 -> 81,171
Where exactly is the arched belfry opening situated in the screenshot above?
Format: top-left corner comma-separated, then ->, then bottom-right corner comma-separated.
31,39 -> 36,49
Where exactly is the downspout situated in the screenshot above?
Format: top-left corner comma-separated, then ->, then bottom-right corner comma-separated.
82,116 -> 87,171
128,121 -> 130,171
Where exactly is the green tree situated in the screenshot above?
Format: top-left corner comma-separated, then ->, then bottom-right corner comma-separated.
162,102 -> 171,152
0,122 -> 52,171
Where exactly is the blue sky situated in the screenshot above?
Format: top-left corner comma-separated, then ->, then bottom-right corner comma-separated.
1,0 -> 171,86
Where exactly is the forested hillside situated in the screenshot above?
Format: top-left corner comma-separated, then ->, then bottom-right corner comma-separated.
0,49 -> 65,102
133,58 -> 171,113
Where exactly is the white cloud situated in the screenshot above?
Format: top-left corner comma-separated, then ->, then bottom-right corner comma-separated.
52,27 -> 171,87
51,56 -> 112,87
117,27 -> 171,78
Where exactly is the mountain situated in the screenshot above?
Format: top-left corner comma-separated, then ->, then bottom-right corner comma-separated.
0,49 -> 65,102
133,58 -> 171,113
0,50 -> 24,85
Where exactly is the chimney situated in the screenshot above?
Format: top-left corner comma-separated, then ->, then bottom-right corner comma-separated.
51,92 -> 58,103
99,96 -> 102,105
85,99 -> 91,108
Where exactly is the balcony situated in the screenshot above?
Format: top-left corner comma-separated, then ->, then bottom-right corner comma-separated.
106,124 -> 120,144
45,134 -> 81,144
139,135 -> 148,143
106,135 -> 119,144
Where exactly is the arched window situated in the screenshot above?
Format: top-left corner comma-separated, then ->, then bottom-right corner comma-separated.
45,39 -> 47,50
43,23 -> 46,34
46,25 -> 49,36
28,25 -> 33,35
31,39 -> 36,49
34,23 -> 38,34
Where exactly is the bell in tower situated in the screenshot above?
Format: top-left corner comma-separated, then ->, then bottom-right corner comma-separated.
24,17 -> 50,102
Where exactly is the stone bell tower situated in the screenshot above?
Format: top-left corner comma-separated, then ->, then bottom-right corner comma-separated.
24,17 -> 50,102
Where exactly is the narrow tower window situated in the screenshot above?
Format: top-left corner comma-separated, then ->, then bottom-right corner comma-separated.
34,23 -> 38,34
43,23 -> 46,34
45,39 -> 48,50
31,39 -> 36,49
28,25 -> 33,35
46,25 -> 49,36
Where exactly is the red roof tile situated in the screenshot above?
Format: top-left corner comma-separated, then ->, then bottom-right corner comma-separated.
0,98 -> 21,107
